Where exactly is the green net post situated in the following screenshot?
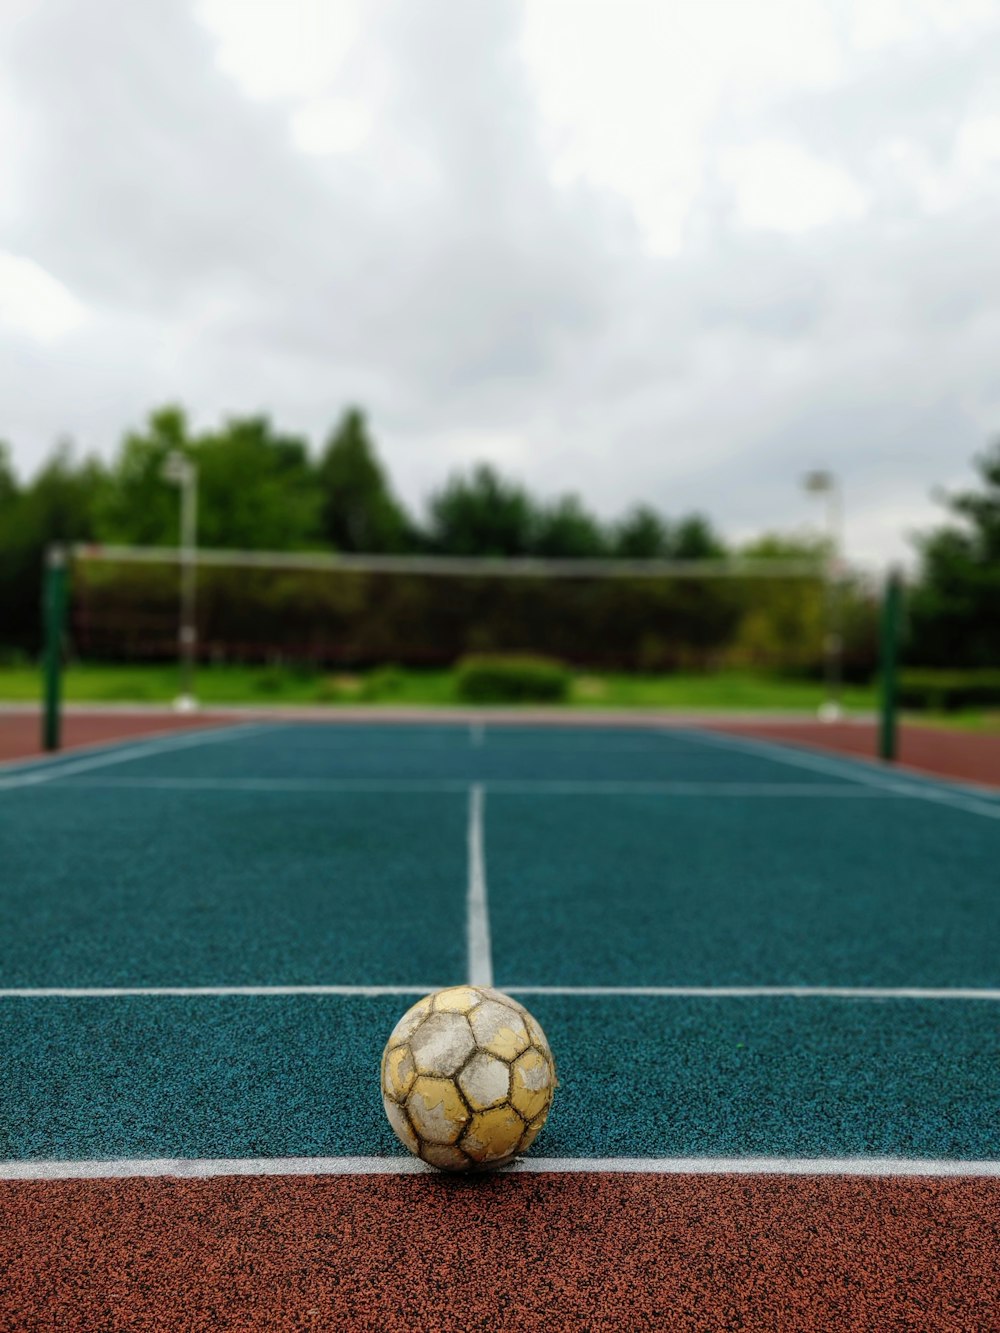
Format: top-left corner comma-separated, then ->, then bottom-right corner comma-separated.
878,567 -> 903,763
42,545 -> 68,752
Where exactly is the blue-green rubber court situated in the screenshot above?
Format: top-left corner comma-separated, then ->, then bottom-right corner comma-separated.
1,718 -> 999,1168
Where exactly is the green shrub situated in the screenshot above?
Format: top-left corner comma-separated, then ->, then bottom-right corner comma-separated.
455,654 -> 571,703
359,665 -> 406,701
898,669 -> 1000,712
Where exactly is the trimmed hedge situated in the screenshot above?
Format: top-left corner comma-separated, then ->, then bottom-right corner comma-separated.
455,655 -> 571,703
898,669 -> 1000,712
69,562 -> 878,675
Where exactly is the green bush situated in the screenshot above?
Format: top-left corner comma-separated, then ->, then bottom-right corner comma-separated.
359,665 -> 406,701
454,655 -> 571,703
898,669 -> 1000,711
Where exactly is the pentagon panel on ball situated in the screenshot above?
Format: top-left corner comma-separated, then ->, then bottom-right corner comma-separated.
380,986 -> 556,1171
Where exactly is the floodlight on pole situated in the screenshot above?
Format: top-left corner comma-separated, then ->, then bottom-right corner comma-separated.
162,451 -> 199,712
803,469 -> 844,721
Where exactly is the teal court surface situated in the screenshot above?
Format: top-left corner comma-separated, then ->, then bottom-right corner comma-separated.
1,718 -> 999,1329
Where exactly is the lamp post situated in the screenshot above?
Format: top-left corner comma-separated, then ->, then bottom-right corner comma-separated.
803,469 -> 844,721
163,451 -> 198,712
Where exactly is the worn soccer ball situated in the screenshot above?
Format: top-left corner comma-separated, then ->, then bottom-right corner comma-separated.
381,985 -> 556,1171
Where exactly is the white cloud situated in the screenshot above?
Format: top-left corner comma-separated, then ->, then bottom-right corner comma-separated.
0,252 -> 85,341
521,0 -> 846,253
195,0 -> 361,100
2,0 -> 1000,569
291,97 -> 371,154
720,139 -> 868,232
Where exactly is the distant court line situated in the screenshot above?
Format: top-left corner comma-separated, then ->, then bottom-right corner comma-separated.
3,986 -> 1000,1000
0,723 -> 268,791
2,1156 -> 998,1181
679,727 -> 1000,822
467,784 -> 494,987
42,776 -> 906,798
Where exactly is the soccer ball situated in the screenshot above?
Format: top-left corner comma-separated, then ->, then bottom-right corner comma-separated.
381,985 -> 556,1171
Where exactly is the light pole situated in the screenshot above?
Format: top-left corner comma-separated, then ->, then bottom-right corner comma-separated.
163,451 -> 199,712
803,469 -> 844,721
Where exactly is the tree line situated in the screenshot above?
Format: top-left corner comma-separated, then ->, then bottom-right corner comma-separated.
1,404 -> 997,668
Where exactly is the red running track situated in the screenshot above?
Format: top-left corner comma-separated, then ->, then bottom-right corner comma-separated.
2,1174 -> 998,1332
708,719 -> 1000,790
0,711 -> 235,765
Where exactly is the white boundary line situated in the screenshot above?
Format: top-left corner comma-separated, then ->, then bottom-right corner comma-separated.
37,776 -> 903,798
467,784 -> 494,987
1,1155 -> 997,1181
2,986 -> 999,1000
679,727 -> 1000,822
0,722 -> 269,790
0,718 -> 257,775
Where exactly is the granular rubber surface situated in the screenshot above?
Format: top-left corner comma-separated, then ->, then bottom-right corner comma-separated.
2,707 -> 997,789
1,1173 -> 997,1332
2,718 -> 998,1329
4,994 -> 998,1160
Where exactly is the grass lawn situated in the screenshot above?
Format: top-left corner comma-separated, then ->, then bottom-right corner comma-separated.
0,660 -> 881,712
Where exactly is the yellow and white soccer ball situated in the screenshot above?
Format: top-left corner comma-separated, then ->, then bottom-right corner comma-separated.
381,985 -> 556,1171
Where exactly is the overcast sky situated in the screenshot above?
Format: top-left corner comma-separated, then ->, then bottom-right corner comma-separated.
3,0 -> 1000,567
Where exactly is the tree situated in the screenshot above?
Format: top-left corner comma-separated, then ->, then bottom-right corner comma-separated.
195,416 -> 321,550
614,506 -> 672,558
533,496 -> 607,558
0,441 -> 108,651
669,513 -> 726,559
94,406 -> 195,546
0,441 -> 18,509
96,407 -> 323,551
425,465 -> 537,556
908,441 -> 1000,667
317,409 -> 411,552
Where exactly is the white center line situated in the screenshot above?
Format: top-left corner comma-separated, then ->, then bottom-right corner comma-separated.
1,1155 -> 997,1181
2,986 -> 998,1000
467,783 -> 494,988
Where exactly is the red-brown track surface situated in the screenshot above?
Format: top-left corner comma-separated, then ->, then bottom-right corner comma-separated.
705,719 -> 1000,789
0,711 -> 238,765
1,1174 -> 997,1332
2,706 -> 997,788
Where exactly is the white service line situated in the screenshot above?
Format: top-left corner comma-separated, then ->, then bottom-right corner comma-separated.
52,776 -> 471,794
0,722 -> 269,790
0,986 -> 439,998
678,727 -> 1000,822
3,986 -> 1000,1000
45,776 -> 901,798
470,722 -> 484,747
1,1155 -> 998,1181
467,783 -> 494,988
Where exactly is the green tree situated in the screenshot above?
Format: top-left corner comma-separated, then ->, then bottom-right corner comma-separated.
669,513 -> 726,559
0,441 -> 17,508
731,534 -> 826,669
533,496 -> 607,558
94,406 -> 194,545
425,465 -> 537,556
196,416 -> 321,550
0,441 -> 109,651
614,506 -> 672,558
909,441 -> 1000,667
97,407 -> 322,551
317,409 -> 411,552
